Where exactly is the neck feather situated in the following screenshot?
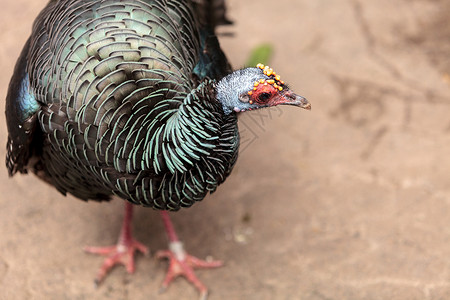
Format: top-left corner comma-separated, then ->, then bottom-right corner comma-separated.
144,80 -> 235,175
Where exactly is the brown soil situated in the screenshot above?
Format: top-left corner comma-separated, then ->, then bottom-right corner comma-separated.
2,0 -> 450,299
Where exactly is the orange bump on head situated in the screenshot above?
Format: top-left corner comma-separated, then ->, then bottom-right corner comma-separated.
255,63 -> 285,86
252,63 -> 287,95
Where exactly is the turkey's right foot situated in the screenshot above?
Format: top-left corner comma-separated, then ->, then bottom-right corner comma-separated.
156,241 -> 222,299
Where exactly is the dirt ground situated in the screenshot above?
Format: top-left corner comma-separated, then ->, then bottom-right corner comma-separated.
1,0 -> 450,299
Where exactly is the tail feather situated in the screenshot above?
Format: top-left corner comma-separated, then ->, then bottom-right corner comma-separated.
191,0 -> 233,81
192,0 -> 233,29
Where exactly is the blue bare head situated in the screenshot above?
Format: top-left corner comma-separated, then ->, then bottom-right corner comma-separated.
216,64 -> 310,115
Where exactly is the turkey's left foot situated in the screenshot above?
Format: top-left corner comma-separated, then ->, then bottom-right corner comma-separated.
84,239 -> 149,285
156,241 -> 223,299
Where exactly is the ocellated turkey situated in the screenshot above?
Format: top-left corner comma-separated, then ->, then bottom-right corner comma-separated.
5,0 -> 310,297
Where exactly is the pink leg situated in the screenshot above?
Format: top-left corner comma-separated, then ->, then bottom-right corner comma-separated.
84,202 -> 149,285
156,211 -> 222,299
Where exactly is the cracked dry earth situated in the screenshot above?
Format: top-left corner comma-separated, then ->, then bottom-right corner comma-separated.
2,0 -> 450,299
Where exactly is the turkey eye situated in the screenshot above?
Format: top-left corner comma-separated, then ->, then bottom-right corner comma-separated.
258,92 -> 271,102
239,93 -> 250,103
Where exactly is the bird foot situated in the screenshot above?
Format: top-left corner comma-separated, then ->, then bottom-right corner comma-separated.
156,241 -> 223,299
84,239 -> 149,285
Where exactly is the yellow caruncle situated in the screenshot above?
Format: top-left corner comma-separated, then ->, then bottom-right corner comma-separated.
248,63 -> 285,95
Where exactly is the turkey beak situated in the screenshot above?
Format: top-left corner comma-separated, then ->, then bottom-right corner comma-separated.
290,93 -> 311,110
270,91 -> 311,110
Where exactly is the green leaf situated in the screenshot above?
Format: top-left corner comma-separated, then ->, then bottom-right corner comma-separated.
245,43 -> 274,67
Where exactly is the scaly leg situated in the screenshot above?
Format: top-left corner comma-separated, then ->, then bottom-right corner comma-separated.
156,211 -> 222,299
84,202 -> 148,285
